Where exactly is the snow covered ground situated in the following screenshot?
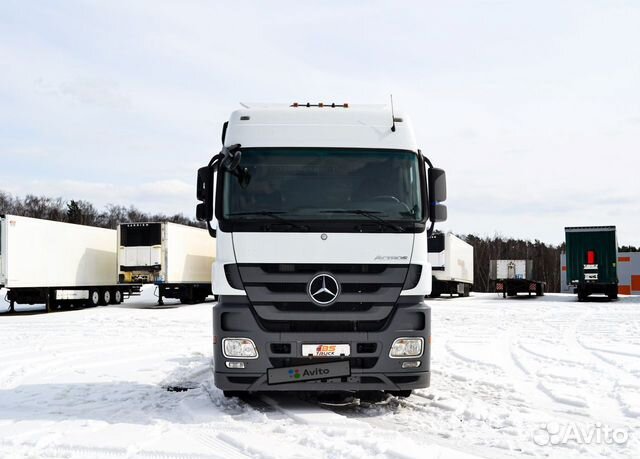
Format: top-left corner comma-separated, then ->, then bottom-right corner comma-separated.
0,288 -> 638,459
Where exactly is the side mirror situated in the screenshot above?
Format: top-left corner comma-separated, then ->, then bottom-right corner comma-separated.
428,168 -> 447,203
196,166 -> 214,222
430,204 -> 447,222
428,167 -> 447,223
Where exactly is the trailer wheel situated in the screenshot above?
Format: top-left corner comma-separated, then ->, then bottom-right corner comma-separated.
536,284 -> 544,296
112,289 -> 123,305
89,289 -> 100,307
194,294 -> 208,304
100,289 -> 111,306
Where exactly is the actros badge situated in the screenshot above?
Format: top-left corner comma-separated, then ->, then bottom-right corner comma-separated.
307,273 -> 340,306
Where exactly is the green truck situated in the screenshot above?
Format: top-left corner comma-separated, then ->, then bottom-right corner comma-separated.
565,226 -> 618,301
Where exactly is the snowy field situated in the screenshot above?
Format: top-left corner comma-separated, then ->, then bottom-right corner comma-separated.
0,288 -> 638,459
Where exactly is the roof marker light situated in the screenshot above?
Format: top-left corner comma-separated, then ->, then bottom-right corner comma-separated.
290,102 -> 350,108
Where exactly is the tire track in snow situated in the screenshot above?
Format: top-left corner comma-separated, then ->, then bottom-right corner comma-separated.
0,340 -> 169,390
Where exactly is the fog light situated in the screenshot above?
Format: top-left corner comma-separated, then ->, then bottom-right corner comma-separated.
402,361 -> 421,369
389,337 -> 424,358
225,361 -> 245,369
222,338 -> 258,359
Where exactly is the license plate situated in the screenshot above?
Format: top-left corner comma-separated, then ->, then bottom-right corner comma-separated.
301,344 -> 351,357
267,361 -> 351,385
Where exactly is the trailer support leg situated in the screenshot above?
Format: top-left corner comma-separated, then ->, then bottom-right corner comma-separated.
157,287 -> 164,306
8,300 -> 15,313
46,289 -> 55,313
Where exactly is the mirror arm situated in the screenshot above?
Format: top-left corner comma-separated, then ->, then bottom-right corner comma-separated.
420,151 -> 434,169
427,220 -> 436,237
205,220 -> 217,238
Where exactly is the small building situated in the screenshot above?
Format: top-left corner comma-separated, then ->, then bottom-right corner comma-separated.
561,252 -> 640,295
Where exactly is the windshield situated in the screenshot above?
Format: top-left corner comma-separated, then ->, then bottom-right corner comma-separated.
222,148 -> 423,221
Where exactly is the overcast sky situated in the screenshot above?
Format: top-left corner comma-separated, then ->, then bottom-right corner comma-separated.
1,1 -> 639,245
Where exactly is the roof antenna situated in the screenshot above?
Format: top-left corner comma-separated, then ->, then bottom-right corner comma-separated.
390,94 -> 396,132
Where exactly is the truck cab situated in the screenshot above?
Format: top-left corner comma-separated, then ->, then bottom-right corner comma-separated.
195,103 -> 447,396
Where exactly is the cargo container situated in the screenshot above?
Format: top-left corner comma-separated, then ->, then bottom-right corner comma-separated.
427,232 -> 473,297
565,226 -> 618,301
489,259 -> 545,298
0,215 -> 140,313
118,222 -> 216,304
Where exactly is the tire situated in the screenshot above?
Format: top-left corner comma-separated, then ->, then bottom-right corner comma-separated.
100,289 -> 111,306
88,289 -> 100,307
536,284 -> 544,296
112,289 -> 123,305
386,390 -> 412,398
577,288 -> 586,302
223,391 -> 243,398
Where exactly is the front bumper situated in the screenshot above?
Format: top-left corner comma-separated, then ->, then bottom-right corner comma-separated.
212,297 -> 431,392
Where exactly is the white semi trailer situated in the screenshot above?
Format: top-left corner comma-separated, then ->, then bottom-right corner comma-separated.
427,232 -> 473,297
194,102 -> 448,398
0,215 -> 140,313
490,259 -> 545,298
117,222 -> 216,305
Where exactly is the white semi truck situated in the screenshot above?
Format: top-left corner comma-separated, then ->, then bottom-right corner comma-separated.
117,222 -> 216,304
195,102 -> 447,397
427,232 -> 473,297
0,215 -> 140,313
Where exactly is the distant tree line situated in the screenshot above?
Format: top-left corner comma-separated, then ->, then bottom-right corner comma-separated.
4,190 -> 635,293
459,234 -> 564,293
0,190 -> 202,229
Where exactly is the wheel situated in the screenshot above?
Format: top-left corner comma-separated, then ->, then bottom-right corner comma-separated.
463,284 -> 471,297
100,289 -> 111,306
180,294 -> 195,304
89,289 -> 100,307
429,291 -> 441,298
223,391 -> 244,398
536,284 -> 544,296
112,289 -> 123,305
577,287 -> 586,302
386,390 -> 412,398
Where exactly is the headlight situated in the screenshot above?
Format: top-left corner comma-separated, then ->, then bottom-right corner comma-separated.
389,337 -> 424,358
222,338 -> 259,359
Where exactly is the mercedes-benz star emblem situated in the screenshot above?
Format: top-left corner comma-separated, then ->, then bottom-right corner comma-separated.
307,273 -> 340,306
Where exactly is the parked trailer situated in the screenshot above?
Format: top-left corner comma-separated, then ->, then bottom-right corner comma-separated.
0,215 -> 140,313
490,259 -> 545,298
565,226 -> 618,301
427,232 -> 473,297
118,222 -> 216,305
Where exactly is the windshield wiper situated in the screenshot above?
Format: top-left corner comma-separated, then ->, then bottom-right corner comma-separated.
227,211 -> 309,231
320,209 -> 406,232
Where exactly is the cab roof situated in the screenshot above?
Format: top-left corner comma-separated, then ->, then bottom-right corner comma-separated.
223,103 -> 418,151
